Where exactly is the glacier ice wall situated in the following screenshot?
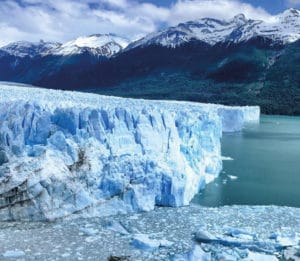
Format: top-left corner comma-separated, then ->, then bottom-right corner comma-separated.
217,106 -> 260,133
0,83 -> 259,220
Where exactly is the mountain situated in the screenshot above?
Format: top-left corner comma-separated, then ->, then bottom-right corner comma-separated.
0,34 -> 130,83
127,8 -> 300,49
0,9 -> 299,115
0,34 -> 130,58
0,40 -> 61,58
49,34 -> 130,57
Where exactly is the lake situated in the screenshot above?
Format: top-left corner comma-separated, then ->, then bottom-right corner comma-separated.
193,115 -> 300,207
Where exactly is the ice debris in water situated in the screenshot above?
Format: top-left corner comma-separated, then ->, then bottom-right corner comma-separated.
131,234 -> 173,251
103,220 -> 130,235
221,156 -> 234,161
228,175 -> 238,180
3,250 -> 25,258
0,205 -> 298,260
171,244 -> 211,261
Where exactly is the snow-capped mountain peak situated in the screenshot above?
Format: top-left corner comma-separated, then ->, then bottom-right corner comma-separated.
232,14 -> 247,25
50,34 -> 130,57
0,9 -> 299,58
127,9 -> 300,49
281,8 -> 300,17
1,40 -> 61,58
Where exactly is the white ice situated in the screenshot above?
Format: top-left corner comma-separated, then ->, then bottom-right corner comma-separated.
0,82 -> 259,220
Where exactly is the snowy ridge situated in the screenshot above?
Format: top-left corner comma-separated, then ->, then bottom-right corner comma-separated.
0,9 -> 299,59
0,82 -> 259,220
50,34 -> 130,57
0,40 -> 61,58
0,9 -> 299,58
0,34 -> 129,58
128,8 -> 300,49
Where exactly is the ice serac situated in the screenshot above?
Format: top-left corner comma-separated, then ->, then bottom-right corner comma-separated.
0,83 -> 259,221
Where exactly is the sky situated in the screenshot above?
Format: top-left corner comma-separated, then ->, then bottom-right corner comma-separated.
0,0 -> 299,46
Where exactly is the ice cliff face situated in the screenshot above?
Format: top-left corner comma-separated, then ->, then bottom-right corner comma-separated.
218,106 -> 260,133
0,82 -> 259,221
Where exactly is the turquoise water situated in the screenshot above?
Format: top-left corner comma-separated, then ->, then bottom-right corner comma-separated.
193,115 -> 300,207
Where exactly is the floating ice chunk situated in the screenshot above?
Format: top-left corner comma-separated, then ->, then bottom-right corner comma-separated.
188,245 -> 211,261
283,247 -> 300,260
170,245 -> 211,261
225,228 -> 256,240
221,156 -> 234,161
131,234 -> 173,251
244,251 -> 278,261
269,232 -> 300,248
228,175 -> 238,180
61,253 -> 71,258
159,239 -> 174,247
275,234 -> 300,247
131,234 -> 161,251
3,250 -> 25,258
79,227 -> 99,236
194,229 -> 285,253
221,253 -> 239,260
103,221 -> 130,235
85,237 -> 98,243
194,230 -> 216,243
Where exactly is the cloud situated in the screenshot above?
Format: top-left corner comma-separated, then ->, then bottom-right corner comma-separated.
0,0 -> 169,46
167,0 -> 272,25
0,0 -> 274,47
286,0 -> 300,6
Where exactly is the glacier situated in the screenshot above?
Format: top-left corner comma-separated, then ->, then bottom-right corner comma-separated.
0,82 -> 259,221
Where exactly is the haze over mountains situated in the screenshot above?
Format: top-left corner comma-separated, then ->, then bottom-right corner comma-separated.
0,8 -> 300,115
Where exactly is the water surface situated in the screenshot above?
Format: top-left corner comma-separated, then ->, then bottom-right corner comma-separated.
193,115 -> 300,207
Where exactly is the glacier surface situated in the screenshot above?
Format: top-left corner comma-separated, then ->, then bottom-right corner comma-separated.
0,82 -> 259,220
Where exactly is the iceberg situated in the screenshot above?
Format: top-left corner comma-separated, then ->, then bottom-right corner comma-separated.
0,82 -> 259,220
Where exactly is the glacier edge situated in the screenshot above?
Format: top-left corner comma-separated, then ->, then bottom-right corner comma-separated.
0,82 -> 259,220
